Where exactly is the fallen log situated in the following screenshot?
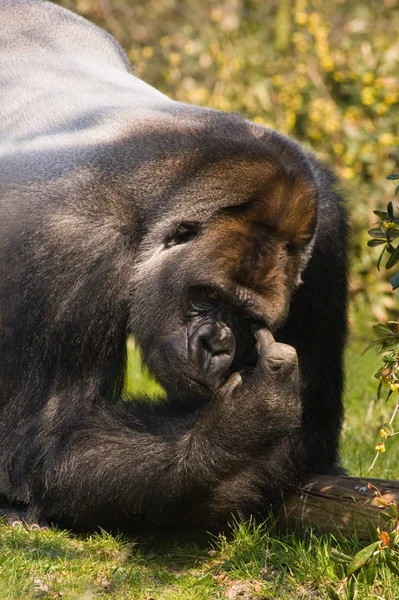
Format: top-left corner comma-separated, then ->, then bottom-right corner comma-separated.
279,475 -> 399,539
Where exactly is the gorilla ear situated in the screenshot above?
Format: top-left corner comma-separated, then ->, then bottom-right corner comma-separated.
164,222 -> 201,248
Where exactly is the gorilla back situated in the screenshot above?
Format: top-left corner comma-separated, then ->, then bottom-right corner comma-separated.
0,0 -> 348,531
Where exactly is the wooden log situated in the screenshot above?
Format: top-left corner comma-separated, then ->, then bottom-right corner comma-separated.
279,475 -> 399,539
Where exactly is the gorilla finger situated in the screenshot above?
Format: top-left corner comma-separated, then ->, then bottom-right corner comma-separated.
254,329 -> 298,369
218,372 -> 242,398
29,521 -> 49,531
254,329 -> 276,356
264,342 -> 298,368
0,507 -> 25,527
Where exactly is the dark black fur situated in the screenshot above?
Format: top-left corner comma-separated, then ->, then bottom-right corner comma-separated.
0,0 -> 348,530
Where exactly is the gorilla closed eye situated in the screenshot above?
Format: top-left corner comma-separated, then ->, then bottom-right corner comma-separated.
164,222 -> 201,248
189,285 -> 222,311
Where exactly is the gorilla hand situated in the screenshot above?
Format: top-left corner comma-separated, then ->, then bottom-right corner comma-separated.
214,329 -> 301,451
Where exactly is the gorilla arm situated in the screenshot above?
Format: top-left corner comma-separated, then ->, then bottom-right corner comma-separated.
24,330 -> 301,530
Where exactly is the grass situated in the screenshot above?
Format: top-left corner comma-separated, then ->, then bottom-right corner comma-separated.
1,332 -> 399,599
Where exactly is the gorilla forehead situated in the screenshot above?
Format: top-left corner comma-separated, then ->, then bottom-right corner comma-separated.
113,110 -> 319,238
2,100 -> 317,243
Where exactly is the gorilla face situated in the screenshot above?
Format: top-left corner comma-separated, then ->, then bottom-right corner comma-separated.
131,157 -> 318,398
158,285 -> 259,393
137,287 -> 258,397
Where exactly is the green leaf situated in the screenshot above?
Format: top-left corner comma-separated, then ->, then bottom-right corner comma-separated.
385,244 -> 399,269
377,378 -> 383,401
347,542 -> 380,576
346,576 -> 358,600
368,228 -> 386,238
326,585 -> 341,600
380,511 -> 392,521
385,389 -> 393,402
331,548 -> 352,563
383,351 -> 399,361
388,202 -> 394,219
396,184 -> 399,195
368,239 -> 386,247
373,210 -> 388,218
365,556 -> 378,585
382,423 -> 395,436
390,273 -> 399,290
387,229 -> 399,240
377,245 -> 386,271
387,174 -> 399,180
386,553 -> 399,576
373,324 -> 394,335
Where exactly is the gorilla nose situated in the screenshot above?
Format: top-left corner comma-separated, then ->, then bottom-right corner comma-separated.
188,321 -> 236,388
200,322 -> 235,358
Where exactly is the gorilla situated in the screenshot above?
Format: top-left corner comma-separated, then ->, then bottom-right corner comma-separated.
0,0 -> 348,531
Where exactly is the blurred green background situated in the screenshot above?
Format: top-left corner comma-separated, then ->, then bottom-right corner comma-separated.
57,0 -> 399,325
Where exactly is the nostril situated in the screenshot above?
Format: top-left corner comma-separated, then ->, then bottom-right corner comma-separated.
199,336 -> 213,354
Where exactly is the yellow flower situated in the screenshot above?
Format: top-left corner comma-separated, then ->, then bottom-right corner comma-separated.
272,74 -> 284,87
321,57 -> 334,72
383,221 -> 397,230
379,133 -> 395,145
333,72 -> 345,82
385,93 -> 398,105
380,428 -> 389,439
333,143 -> 344,155
341,167 -> 354,180
141,46 -> 153,59
296,76 -> 308,90
361,87 -> 375,106
308,12 -> 321,27
168,52 -> 181,67
295,12 -> 308,25
375,442 -> 386,453
210,7 -> 222,22
362,72 -> 374,85
253,116 -> 269,126
389,382 -> 399,392
375,103 -> 388,115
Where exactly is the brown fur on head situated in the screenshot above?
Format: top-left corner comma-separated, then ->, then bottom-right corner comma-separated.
196,159 -> 318,326
130,121 -> 318,399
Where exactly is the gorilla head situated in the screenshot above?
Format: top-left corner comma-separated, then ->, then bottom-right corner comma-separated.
128,122 -> 318,397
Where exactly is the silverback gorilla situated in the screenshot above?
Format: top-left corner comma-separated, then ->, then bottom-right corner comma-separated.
0,0 -> 348,531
